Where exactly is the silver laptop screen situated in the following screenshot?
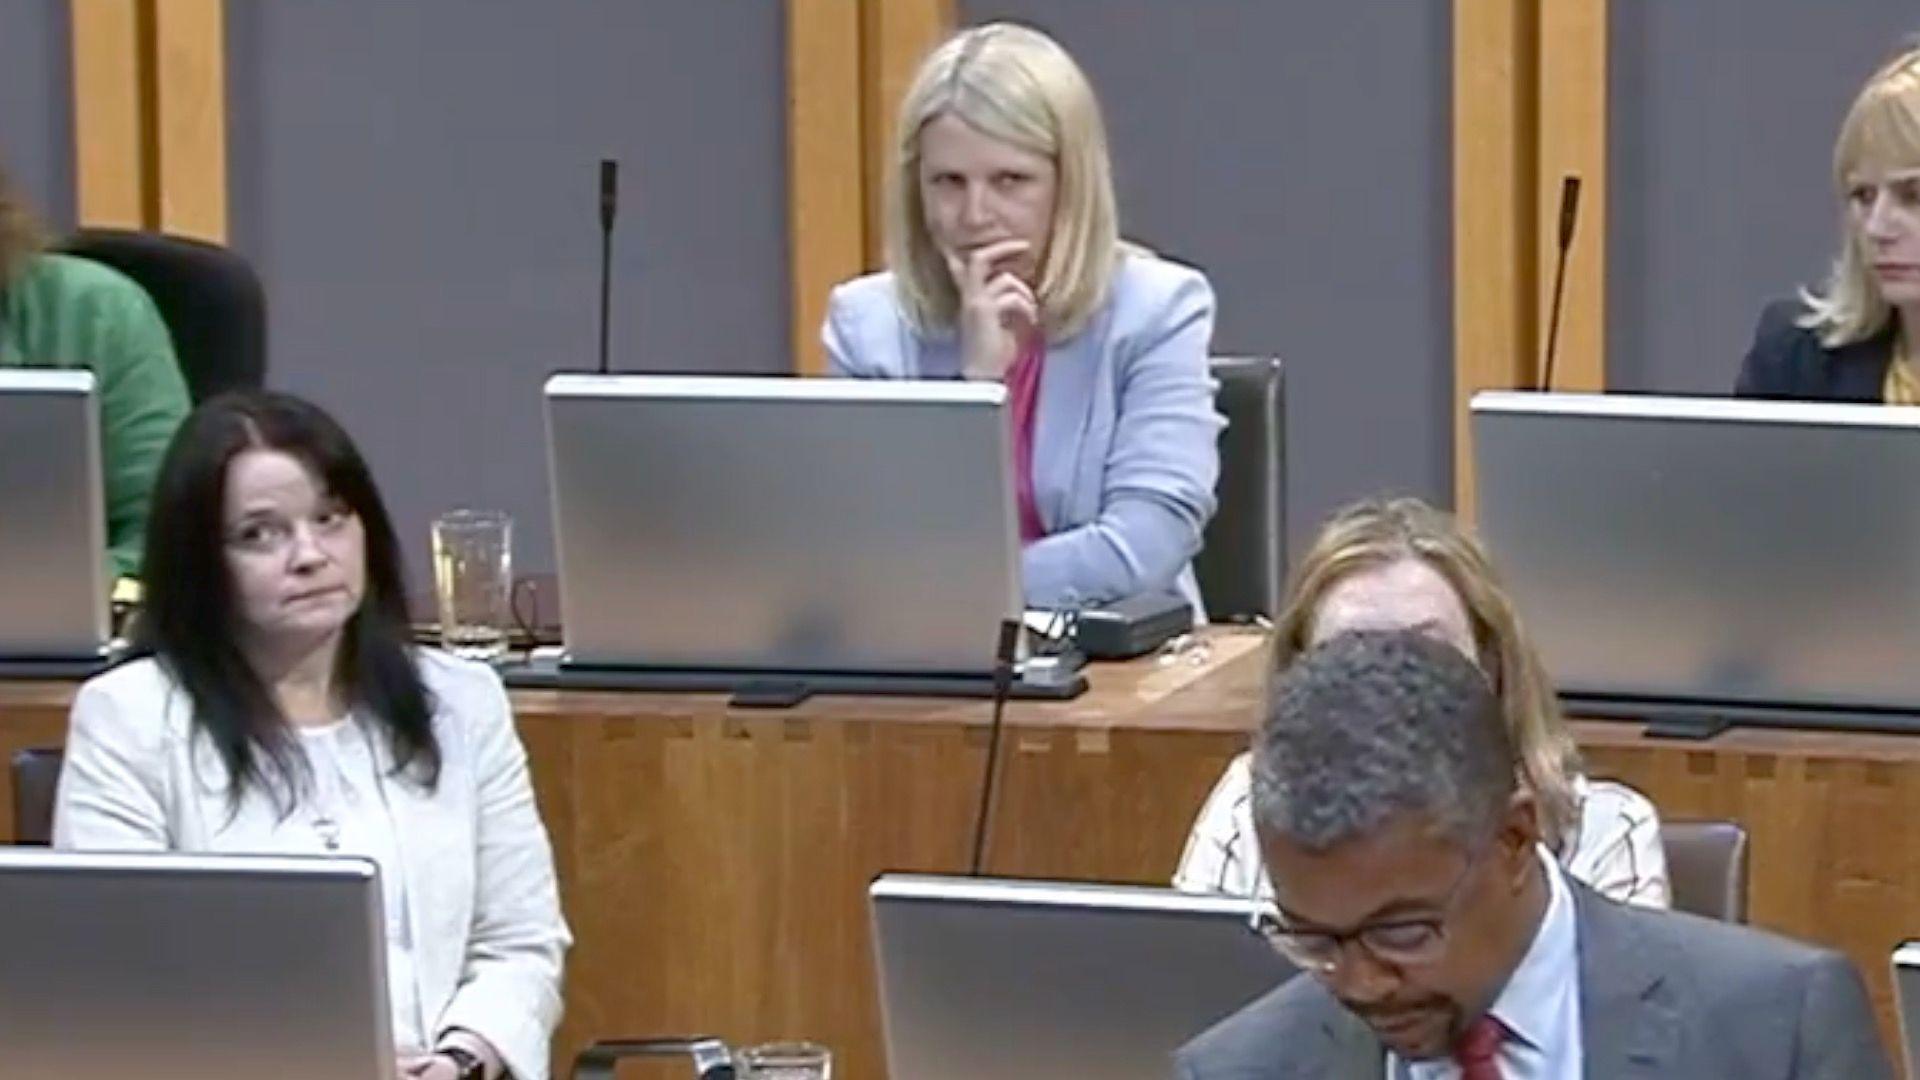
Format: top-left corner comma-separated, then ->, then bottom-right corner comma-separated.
545,374 -> 1022,675
0,370 -> 109,659
1474,391 -> 1920,712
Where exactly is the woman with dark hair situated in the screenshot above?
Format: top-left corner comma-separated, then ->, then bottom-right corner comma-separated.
0,162 -> 188,578
53,392 -> 568,1080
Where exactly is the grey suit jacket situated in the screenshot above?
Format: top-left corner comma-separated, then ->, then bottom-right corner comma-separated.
822,253 -> 1224,612
1174,883 -> 1890,1079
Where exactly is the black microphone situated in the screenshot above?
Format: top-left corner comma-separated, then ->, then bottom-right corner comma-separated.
968,619 -> 1023,876
1539,174 -> 1581,392
597,159 -> 618,376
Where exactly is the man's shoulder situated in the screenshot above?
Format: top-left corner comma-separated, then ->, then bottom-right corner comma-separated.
1589,888 -> 1826,965
1176,976 -> 1349,1079
1578,888 -> 1890,1074
1580,885 -> 1858,1002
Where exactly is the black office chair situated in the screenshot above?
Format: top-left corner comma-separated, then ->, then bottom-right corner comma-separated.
1660,819 -> 1750,923
10,747 -> 63,846
61,229 -> 268,403
1194,356 -> 1286,622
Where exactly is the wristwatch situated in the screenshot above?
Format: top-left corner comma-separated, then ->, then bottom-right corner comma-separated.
440,1046 -> 485,1080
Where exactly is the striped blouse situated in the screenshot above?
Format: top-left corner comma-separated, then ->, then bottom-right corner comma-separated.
1172,752 -> 1670,907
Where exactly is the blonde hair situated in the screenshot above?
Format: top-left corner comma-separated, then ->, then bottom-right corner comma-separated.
0,163 -> 47,284
1271,498 -> 1583,850
886,23 -> 1119,339
1803,44 -> 1920,347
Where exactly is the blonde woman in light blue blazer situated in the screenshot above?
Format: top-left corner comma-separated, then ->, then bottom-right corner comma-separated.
824,23 -> 1223,613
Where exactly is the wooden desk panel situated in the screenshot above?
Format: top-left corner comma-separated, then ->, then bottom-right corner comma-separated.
0,682 -> 73,841
521,632 -> 1266,1076
0,633 -> 1266,1078
8,641 -> 1920,1074
1575,721 -> 1920,1059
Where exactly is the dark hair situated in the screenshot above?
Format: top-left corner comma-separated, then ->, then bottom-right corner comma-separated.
1251,629 -> 1515,852
138,390 -> 439,812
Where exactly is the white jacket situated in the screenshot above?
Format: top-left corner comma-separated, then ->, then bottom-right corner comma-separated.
53,649 -> 571,1080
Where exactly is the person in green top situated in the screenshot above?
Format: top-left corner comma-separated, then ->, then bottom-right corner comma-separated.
1,165 -> 190,579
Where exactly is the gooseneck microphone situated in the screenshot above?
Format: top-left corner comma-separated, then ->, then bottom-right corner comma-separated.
968,619 -> 1023,875
1539,174 -> 1581,392
598,159 -> 618,376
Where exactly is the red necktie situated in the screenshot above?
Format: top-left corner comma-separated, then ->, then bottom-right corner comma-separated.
1453,1015 -> 1506,1080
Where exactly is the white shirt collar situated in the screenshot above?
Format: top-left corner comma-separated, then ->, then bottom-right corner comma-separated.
1394,845 -> 1584,1079
1484,844 -> 1579,1051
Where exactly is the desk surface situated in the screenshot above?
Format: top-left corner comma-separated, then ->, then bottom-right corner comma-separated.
504,631 -> 1271,731
1576,714 -> 1920,761
0,631 -> 1269,1077
4,633 -> 1918,1074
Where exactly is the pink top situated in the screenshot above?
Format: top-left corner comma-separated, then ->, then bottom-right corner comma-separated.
1005,334 -> 1047,544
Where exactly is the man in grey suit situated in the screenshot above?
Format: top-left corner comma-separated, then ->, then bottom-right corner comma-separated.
1176,630 -> 1889,1079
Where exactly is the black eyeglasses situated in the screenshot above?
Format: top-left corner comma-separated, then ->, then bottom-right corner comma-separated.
1247,844 -> 1485,974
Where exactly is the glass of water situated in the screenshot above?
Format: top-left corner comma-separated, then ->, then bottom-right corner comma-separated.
431,509 -> 512,662
738,1041 -> 832,1079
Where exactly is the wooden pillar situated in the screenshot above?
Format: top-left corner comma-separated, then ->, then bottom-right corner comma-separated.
1452,0 -> 1539,519
786,1 -> 868,376
1452,0 -> 1606,519
69,0 -> 228,241
785,0 -> 954,374
1536,0 -> 1607,394
70,0 -> 147,229
857,0 -> 952,267
148,0 -> 227,241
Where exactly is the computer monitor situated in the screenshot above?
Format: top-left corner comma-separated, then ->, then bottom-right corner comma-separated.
1893,942 -> 1920,1078
0,370 -> 110,664
0,850 -> 396,1080
870,873 -> 1294,1079
1473,391 -> 1920,722
545,374 -> 1022,677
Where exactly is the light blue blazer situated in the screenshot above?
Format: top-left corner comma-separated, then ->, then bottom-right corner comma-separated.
823,253 -> 1223,612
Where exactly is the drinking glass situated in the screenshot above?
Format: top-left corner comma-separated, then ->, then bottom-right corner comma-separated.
737,1041 -> 831,1080
431,509 -> 512,661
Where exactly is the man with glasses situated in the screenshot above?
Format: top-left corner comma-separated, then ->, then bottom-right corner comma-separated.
1176,629 -> 1888,1078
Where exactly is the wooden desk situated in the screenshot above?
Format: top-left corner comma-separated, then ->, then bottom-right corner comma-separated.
0,631 -> 1268,1078
1576,720 -> 1920,1060
6,639 -> 1919,1073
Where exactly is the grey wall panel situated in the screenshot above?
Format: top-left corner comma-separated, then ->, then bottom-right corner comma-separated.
0,1 -> 74,231
1610,4 -> 1917,394
226,1 -> 788,578
959,0 -> 1454,555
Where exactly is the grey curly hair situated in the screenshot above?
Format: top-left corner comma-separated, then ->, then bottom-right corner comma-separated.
1252,629 -> 1517,853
